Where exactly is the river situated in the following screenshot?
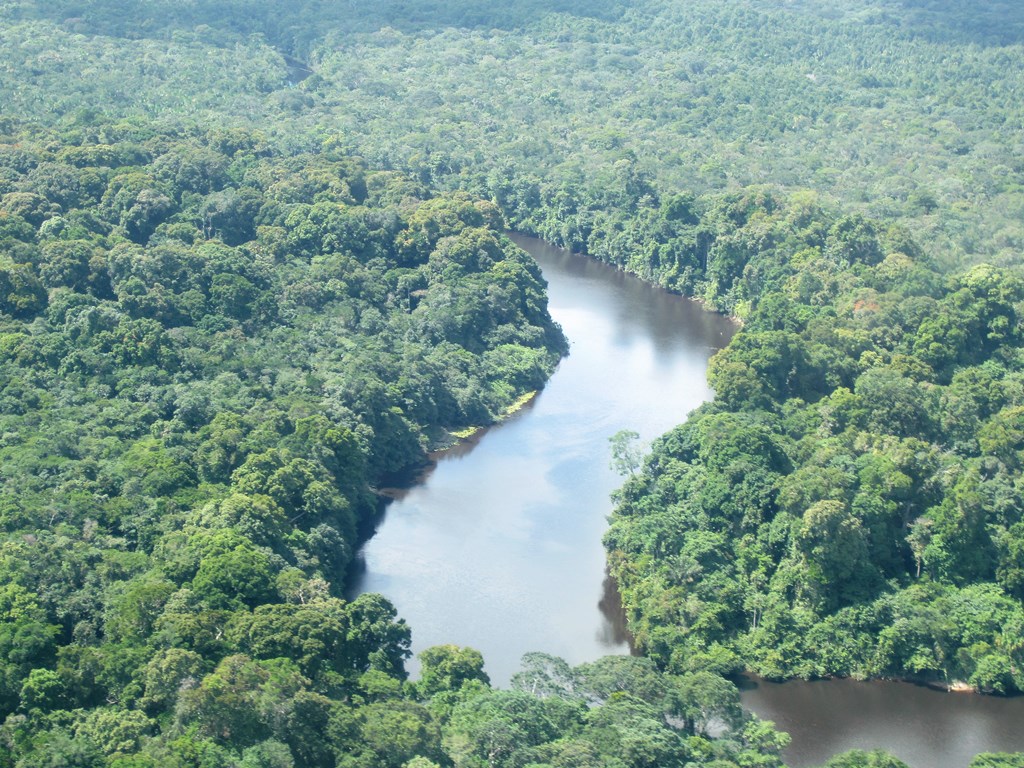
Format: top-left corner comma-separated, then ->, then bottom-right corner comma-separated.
349,234 -> 734,683
350,235 -> 1024,766
742,676 -> 1024,767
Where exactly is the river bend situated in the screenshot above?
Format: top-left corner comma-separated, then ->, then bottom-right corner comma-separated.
350,234 -> 734,684
350,235 -> 1024,766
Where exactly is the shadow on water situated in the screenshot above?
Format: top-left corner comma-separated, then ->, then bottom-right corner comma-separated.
346,384 -> 546,598
597,572 -> 635,652
372,388 -> 545,503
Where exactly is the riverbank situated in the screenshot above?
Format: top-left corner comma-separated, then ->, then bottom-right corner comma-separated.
437,390 -> 540,448
351,234 -> 733,684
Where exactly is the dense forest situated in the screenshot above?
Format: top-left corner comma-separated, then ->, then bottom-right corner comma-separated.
0,118 -> 579,765
3,0 -> 1024,270
1,0 -> 1024,765
604,188 -> 1024,692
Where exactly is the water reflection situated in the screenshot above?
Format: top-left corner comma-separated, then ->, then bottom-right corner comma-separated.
350,235 -> 1024,763
597,572 -> 634,650
741,675 -> 1024,767
349,234 -> 734,684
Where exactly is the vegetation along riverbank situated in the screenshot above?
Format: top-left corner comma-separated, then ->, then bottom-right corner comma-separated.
1,0 -> 1023,766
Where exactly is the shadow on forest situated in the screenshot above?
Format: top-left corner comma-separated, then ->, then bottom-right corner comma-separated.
894,0 -> 1024,45
15,0 -> 1024,54
12,0 -> 632,55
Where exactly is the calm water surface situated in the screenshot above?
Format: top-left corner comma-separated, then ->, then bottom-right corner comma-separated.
741,676 -> 1024,768
350,234 -> 734,684
350,235 -> 1024,766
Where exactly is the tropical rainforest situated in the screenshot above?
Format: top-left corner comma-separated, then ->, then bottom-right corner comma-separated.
1,0 -> 1023,766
